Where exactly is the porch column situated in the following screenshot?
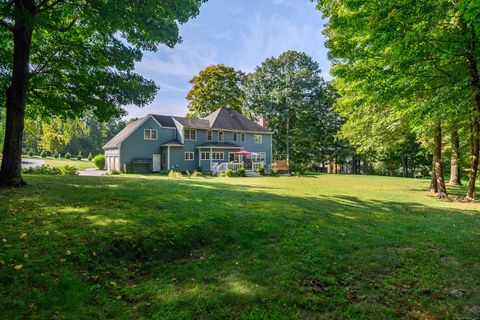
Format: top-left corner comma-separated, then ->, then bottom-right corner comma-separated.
167,146 -> 170,170
210,147 -> 212,170
198,148 -> 201,168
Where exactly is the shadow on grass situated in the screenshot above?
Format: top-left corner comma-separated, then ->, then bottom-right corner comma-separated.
0,175 -> 479,319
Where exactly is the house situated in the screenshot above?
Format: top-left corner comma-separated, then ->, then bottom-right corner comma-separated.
103,108 -> 273,173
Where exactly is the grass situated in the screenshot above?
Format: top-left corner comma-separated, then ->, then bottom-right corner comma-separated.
23,156 -> 97,170
0,174 -> 479,319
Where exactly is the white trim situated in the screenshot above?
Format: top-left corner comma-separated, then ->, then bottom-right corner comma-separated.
167,146 -> 171,170
212,152 -> 224,160
254,135 -> 262,144
195,146 -> 243,149
210,147 -> 212,170
218,131 -> 224,142
185,151 -> 194,161
240,133 -> 246,143
233,132 -> 238,142
144,129 -> 158,140
206,130 -> 213,141
200,151 -> 211,160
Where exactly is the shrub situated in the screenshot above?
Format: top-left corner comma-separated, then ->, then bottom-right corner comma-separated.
65,152 -> 72,159
219,172 -> 226,177
168,170 -> 182,179
76,152 -> 82,160
238,167 -> 246,177
185,170 -> 191,178
93,154 -> 105,169
256,167 -> 265,176
27,149 -> 34,157
195,166 -> 203,172
40,150 -> 47,158
225,169 -> 235,177
290,163 -> 307,176
52,151 -> 59,159
88,152 -> 93,161
59,165 -> 79,175
23,165 -> 60,175
108,169 -> 121,175
271,169 -> 279,177
191,170 -> 201,178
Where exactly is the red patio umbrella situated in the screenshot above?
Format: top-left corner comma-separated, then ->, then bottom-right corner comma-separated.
233,150 -> 253,155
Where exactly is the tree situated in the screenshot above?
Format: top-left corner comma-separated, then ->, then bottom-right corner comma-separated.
316,0 -> 480,199
0,0 -> 206,187
37,116 -> 86,153
186,64 -> 246,118
245,51 -> 328,166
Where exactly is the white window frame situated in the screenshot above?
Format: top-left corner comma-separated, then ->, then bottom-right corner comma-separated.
229,152 -> 240,162
185,152 -> 194,161
144,129 -> 158,140
201,152 -> 210,160
212,152 -> 224,160
240,133 -> 246,143
254,135 -> 263,144
233,132 -> 238,142
218,131 -> 224,142
206,130 -> 213,141
258,152 -> 266,162
184,129 -> 197,141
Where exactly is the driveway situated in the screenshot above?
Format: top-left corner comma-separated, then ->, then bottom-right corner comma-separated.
21,158 -> 45,169
79,168 -> 105,176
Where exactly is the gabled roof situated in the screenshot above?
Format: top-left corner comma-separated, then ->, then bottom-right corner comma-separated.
172,116 -> 210,129
151,114 -> 176,127
103,118 -> 143,149
204,108 -> 271,133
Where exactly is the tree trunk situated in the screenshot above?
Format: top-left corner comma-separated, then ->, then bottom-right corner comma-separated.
0,1 -> 35,187
402,156 -> 408,178
286,114 -> 290,174
449,130 -> 461,185
467,117 -> 479,200
333,157 -> 337,174
430,158 -> 438,194
433,124 -> 448,199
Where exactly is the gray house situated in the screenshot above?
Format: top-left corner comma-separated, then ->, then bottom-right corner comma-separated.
103,108 -> 273,173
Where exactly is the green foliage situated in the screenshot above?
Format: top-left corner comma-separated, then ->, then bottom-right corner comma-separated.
237,167 -> 246,177
87,153 -> 93,161
186,64 -> 247,118
76,152 -> 82,160
65,152 -> 72,160
52,151 -> 59,159
289,163 -> 307,176
256,167 -> 265,176
108,170 -> 121,175
225,169 -> 235,177
168,170 -> 183,179
40,150 -> 47,158
23,164 -> 78,175
191,170 -> 201,178
93,155 -> 105,170
270,168 -> 279,177
27,149 -> 34,157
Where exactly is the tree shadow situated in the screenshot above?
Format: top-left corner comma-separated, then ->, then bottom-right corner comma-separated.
0,175 -> 479,319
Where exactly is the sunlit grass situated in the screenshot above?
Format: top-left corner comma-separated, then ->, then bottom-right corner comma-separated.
0,174 -> 479,319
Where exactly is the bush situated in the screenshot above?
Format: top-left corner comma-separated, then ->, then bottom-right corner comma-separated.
271,169 -> 279,177
40,150 -> 47,158
65,152 -> 72,159
57,153 -> 62,159
238,167 -> 246,177
290,163 -> 307,176
256,167 -> 265,176
196,166 -> 203,172
88,152 -> 93,161
27,149 -> 34,157
76,152 -> 82,160
108,169 -> 121,175
225,168 -> 235,177
93,154 -> 105,169
52,151 -> 59,159
59,165 -> 79,175
168,170 -> 182,179
191,170 -> 201,178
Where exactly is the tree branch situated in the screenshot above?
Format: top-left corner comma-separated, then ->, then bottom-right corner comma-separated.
46,16 -> 77,32
35,0 -> 64,14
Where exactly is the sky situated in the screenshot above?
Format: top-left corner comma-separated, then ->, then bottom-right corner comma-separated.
126,0 -> 329,119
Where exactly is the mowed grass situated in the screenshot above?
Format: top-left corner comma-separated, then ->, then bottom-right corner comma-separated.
23,156 -> 97,170
0,174 -> 479,319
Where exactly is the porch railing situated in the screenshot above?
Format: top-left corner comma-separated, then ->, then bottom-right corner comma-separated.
252,161 -> 264,172
211,162 -> 245,175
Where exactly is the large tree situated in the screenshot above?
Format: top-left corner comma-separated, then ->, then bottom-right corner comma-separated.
0,0 -> 206,187
316,0 -> 480,199
245,51 -> 330,166
186,64 -> 246,118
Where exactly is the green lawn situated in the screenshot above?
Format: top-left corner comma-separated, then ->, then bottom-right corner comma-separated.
1,174 -> 479,319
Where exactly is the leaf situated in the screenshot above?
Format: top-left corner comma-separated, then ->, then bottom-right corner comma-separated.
24,253 -> 29,259
0,259 -> 5,265
19,233 -> 27,239
14,264 -> 23,270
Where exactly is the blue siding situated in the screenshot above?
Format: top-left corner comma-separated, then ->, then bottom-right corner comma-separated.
120,117 -> 176,165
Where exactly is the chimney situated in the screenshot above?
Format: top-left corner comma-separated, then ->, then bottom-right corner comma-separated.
258,116 -> 266,128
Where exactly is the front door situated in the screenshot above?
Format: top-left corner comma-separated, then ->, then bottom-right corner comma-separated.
152,154 -> 161,172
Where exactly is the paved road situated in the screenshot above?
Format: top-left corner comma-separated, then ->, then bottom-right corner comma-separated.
78,168 -> 105,176
21,158 -> 45,169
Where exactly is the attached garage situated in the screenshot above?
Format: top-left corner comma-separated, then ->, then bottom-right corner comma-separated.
105,149 -> 120,171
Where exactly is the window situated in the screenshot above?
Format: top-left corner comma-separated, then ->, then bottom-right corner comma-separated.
233,132 -> 238,142
240,133 -> 246,143
201,152 -> 210,160
184,129 -> 197,140
229,152 -> 240,162
207,130 -> 213,141
218,131 -> 224,142
212,152 -> 224,160
258,152 -> 266,162
144,129 -> 157,140
254,135 -> 263,144
185,152 -> 194,161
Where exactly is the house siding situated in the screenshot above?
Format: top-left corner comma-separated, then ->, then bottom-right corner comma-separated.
120,117 -> 176,166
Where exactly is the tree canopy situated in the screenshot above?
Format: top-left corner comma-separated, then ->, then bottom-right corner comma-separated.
186,64 -> 246,118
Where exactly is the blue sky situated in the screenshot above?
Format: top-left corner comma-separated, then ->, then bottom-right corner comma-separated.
126,0 -> 329,119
